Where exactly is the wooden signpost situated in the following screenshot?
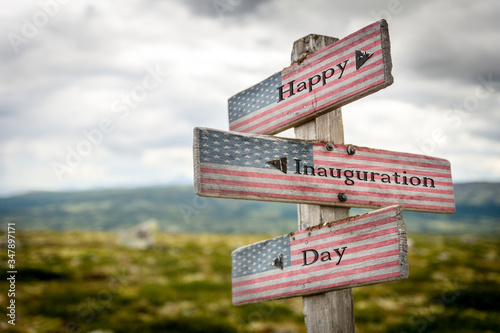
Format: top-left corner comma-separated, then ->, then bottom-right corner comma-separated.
192,19 -> 455,332
193,127 -> 455,214
228,20 -> 393,135
232,205 -> 408,305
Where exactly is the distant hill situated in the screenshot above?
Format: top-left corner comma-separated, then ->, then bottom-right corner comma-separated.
0,183 -> 498,235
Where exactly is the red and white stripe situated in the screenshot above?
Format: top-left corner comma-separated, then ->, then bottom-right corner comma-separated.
229,20 -> 392,135
232,205 -> 407,305
197,143 -> 455,214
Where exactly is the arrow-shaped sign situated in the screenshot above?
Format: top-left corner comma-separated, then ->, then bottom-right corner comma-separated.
228,20 -> 393,135
193,127 -> 455,214
267,157 -> 287,174
231,205 -> 408,305
355,49 -> 374,70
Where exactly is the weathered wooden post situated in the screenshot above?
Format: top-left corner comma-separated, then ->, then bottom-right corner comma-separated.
292,34 -> 355,333
193,19 -> 455,333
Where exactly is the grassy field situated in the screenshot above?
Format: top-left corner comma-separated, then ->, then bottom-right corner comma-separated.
0,230 -> 499,333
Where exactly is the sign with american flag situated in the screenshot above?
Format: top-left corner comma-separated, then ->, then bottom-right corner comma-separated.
231,205 -> 408,305
228,20 -> 393,135
193,127 -> 455,214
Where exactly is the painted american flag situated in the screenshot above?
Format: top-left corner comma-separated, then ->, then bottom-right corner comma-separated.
194,127 -> 455,214
232,205 -> 408,305
228,20 -> 393,135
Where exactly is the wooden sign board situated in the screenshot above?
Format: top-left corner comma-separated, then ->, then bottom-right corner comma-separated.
193,127 -> 455,214
228,20 -> 393,135
232,205 -> 408,305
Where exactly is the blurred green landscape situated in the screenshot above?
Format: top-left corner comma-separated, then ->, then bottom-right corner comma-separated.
0,182 -> 499,332
0,231 -> 499,332
0,182 -> 499,235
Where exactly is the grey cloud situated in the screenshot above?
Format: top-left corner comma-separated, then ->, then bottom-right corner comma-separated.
179,0 -> 271,19
396,2 -> 500,85
1,0 -> 500,196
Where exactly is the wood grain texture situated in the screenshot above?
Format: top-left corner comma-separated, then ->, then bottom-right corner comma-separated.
228,20 -> 393,135
296,110 -> 354,333
231,205 -> 409,305
291,34 -> 339,65
293,35 -> 354,332
193,127 -> 456,214
302,289 -> 355,333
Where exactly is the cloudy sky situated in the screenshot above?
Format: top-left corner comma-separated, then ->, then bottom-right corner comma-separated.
1,0 -> 499,197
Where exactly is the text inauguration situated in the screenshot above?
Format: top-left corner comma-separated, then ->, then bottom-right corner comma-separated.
294,159 -> 436,188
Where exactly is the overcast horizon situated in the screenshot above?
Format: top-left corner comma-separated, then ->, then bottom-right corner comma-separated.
1,0 -> 499,198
